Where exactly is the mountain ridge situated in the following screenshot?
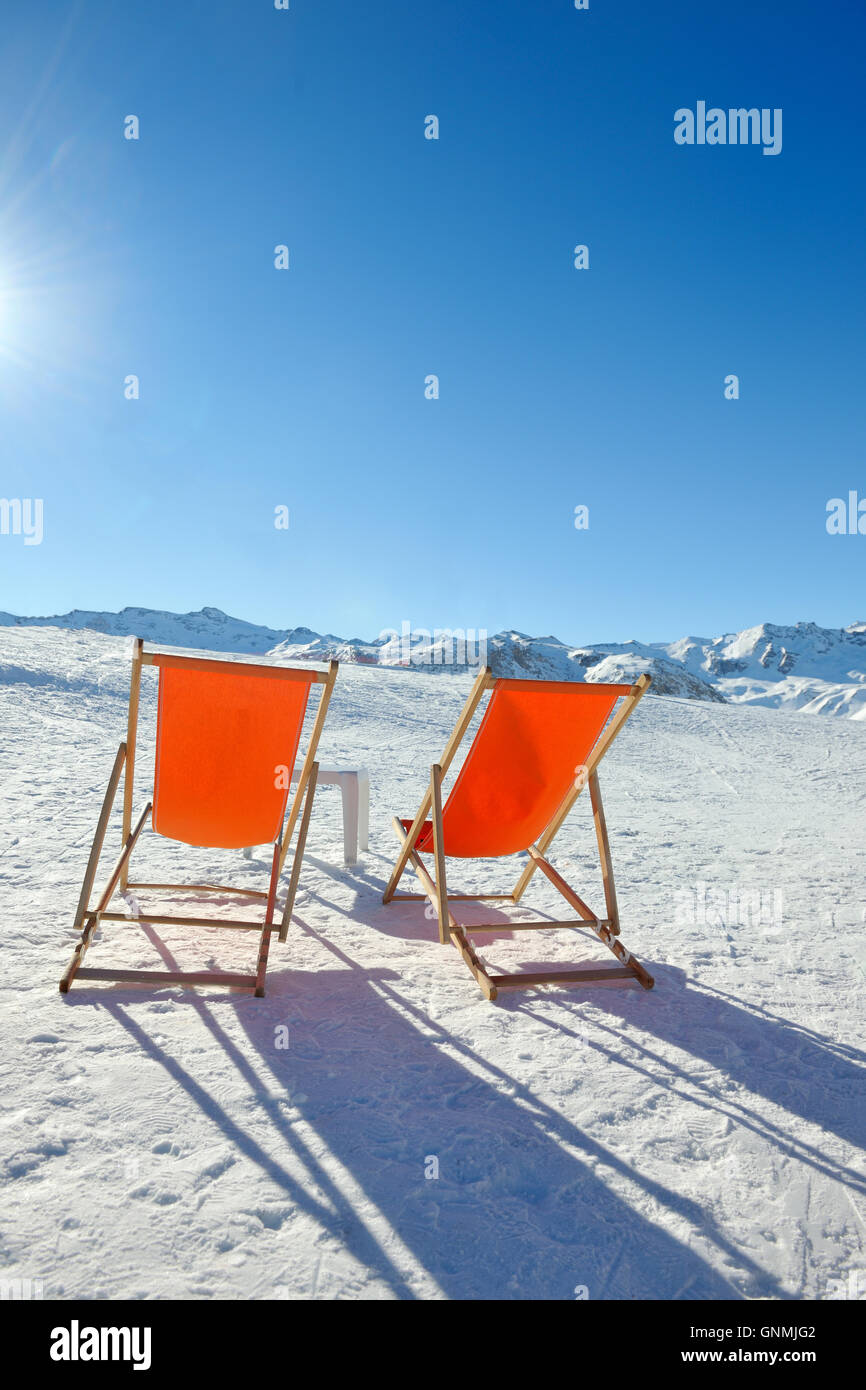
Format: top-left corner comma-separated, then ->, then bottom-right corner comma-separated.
2,606 -> 865,719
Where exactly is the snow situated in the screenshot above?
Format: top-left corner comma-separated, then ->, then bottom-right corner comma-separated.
1,625 -> 865,1300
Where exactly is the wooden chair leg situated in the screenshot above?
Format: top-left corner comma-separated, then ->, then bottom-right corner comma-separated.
527,846 -> 653,990
254,843 -> 282,996
60,802 -> 151,993
388,816 -> 498,1000
430,764 -> 450,945
279,763 -> 319,942
278,661 -> 337,878
254,929 -> 273,996
589,771 -> 620,934
450,925 -> 498,1000
71,742 -> 126,934
120,640 -> 143,891
60,914 -> 99,995
382,793 -> 430,903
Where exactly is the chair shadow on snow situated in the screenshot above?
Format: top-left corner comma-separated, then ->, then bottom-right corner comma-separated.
92,969 -> 781,1301
64,827 -> 866,1300
69,886 -> 806,1303
550,974 -> 866,1180
336,854 -> 866,1170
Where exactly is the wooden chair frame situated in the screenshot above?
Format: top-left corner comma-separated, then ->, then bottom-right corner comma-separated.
60,641 -> 337,996
383,667 -> 655,1001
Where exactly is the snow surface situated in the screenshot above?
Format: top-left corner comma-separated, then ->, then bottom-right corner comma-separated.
1,625 -> 865,1300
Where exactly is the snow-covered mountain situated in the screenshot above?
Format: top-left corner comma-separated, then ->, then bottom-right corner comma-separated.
0,605 -> 310,655
2,607 -> 865,718
484,631 -> 727,703
652,621 -> 866,719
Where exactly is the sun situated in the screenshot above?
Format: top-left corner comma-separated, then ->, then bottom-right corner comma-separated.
0,228 -> 102,392
0,265 -> 25,365
0,260 -> 37,371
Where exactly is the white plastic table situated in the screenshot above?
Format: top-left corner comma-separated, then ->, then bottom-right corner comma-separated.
243,765 -> 370,866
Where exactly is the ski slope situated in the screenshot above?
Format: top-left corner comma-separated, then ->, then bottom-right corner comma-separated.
1,626 -> 864,1300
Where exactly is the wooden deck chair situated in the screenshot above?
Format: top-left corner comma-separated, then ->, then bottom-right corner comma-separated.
60,640 -> 338,996
383,667 -> 654,1001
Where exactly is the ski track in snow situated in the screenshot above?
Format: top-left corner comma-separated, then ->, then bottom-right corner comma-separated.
0,627 -> 864,1301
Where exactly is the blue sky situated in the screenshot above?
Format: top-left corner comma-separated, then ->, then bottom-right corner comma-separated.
0,0 -> 863,643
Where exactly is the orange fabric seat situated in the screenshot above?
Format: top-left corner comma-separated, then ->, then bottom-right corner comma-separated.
408,679 -> 629,858
400,817 -> 432,842
152,660 -> 314,849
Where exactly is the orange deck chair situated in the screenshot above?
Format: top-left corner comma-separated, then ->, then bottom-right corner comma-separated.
60,640 -> 338,996
383,667 -> 654,1000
